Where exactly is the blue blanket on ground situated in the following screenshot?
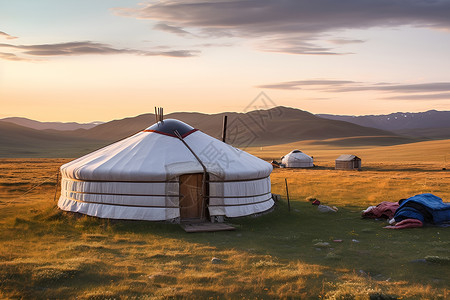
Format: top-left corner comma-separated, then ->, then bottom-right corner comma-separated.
394,193 -> 450,225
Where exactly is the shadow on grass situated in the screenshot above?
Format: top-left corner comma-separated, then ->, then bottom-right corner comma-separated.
0,257 -> 120,299
2,201 -> 449,298
275,165 -> 448,172
362,166 -> 449,172
108,200 -> 450,289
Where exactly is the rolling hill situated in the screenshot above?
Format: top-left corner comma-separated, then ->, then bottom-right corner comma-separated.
0,106 -> 422,158
0,117 -> 102,131
67,106 -> 412,145
0,121 -> 106,158
392,127 -> 450,140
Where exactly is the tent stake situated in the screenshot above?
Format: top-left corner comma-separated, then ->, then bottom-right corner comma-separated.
285,178 -> 290,212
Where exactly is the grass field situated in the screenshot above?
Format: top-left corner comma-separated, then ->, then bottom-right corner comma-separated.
1,140 -> 449,299
248,138 -> 450,167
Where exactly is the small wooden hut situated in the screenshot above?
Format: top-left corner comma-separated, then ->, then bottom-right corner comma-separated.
335,154 -> 361,170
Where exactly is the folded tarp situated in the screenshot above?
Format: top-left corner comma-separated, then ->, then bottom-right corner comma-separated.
394,193 -> 450,225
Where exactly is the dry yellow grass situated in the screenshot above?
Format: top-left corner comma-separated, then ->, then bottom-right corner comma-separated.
0,140 -> 449,299
250,139 -> 450,207
0,159 -> 66,218
249,138 -> 450,168
269,167 -> 450,208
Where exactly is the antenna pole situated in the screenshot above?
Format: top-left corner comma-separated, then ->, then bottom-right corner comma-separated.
285,178 -> 291,212
222,115 -> 228,143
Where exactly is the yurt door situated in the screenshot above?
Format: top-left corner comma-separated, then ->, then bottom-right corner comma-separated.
179,173 -> 205,221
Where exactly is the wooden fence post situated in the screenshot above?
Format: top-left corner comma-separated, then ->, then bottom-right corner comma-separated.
285,178 -> 290,212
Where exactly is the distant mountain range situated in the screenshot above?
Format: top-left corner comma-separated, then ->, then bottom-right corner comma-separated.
1,106 -> 447,158
317,110 -> 450,139
0,117 -> 103,131
63,107 -> 400,145
317,110 -> 450,130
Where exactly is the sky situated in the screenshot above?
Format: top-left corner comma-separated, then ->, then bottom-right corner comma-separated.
1,0 -> 450,122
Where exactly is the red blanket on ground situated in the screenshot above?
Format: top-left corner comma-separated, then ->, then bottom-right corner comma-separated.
362,201 -> 400,219
384,219 -> 424,229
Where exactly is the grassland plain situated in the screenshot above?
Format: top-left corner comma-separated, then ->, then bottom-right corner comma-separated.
0,140 -> 449,299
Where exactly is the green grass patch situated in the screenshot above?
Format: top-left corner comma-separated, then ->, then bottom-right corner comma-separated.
1,201 -> 449,299
1,158 -> 449,299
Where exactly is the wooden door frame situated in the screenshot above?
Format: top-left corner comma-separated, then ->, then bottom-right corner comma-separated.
179,173 -> 209,222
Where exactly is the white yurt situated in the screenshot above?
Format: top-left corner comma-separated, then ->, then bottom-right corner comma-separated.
58,119 -> 274,222
281,150 -> 314,168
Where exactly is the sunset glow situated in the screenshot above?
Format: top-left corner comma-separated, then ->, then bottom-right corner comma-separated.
1,0 -> 450,122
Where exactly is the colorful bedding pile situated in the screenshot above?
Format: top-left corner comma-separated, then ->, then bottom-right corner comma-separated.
362,193 -> 450,229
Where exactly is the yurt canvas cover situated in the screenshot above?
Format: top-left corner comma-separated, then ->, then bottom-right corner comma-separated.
281,150 -> 313,168
58,119 -> 274,222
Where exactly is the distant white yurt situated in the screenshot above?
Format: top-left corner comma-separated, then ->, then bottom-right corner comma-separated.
58,119 -> 274,222
281,150 -> 314,168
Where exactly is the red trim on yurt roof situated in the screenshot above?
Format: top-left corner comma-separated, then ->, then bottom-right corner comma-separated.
142,128 -> 198,138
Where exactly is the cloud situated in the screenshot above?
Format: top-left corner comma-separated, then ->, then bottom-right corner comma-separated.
0,52 -> 33,61
0,31 -> 17,40
258,79 -> 450,101
384,92 -> 450,100
154,23 -> 194,36
258,80 -> 450,93
0,41 -> 199,61
142,49 -> 200,57
328,39 -> 365,45
257,80 -> 357,90
254,37 -> 344,55
114,0 -> 450,55
194,42 -> 233,48
329,82 -> 450,93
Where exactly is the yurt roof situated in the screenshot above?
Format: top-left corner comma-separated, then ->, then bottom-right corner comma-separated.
282,150 -> 312,161
336,154 -> 360,161
60,119 -> 272,182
